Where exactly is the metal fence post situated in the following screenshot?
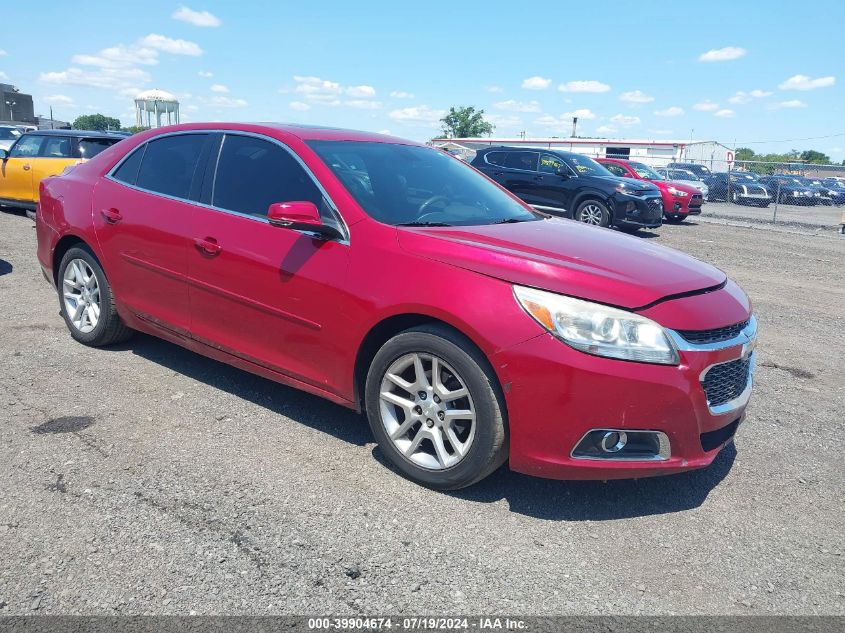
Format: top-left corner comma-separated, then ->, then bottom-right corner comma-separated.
773,166 -> 781,222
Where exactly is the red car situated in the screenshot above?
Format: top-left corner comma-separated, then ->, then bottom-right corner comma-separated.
35,123 -> 756,490
598,158 -> 703,223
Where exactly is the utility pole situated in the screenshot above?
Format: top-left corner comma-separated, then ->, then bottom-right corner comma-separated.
50,106 -> 54,129
571,117 -> 578,138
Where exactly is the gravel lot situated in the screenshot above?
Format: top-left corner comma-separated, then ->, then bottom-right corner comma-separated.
0,209 -> 842,616
701,200 -> 842,228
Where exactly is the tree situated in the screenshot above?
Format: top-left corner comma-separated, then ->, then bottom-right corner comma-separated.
120,125 -> 149,135
440,106 -> 494,138
798,149 -> 831,164
735,147 -> 755,161
72,114 -> 122,132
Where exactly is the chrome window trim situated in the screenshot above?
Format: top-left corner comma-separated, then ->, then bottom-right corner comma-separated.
666,315 -> 757,352
104,128 -> 350,244
570,429 -> 671,462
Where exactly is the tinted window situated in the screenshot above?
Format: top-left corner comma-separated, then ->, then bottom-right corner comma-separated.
484,151 -> 507,166
539,154 -> 564,174
10,135 -> 44,158
308,140 -> 538,227
136,134 -> 206,199
603,163 -> 627,177
41,136 -> 73,158
79,138 -> 120,160
504,152 -> 539,171
0,127 -> 21,141
212,134 -> 323,217
112,145 -> 146,186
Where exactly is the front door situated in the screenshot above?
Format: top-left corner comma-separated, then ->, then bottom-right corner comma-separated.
187,133 -> 350,393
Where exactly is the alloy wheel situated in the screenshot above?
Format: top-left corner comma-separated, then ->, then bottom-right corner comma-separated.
579,204 -> 604,225
63,258 -> 101,333
379,352 -> 476,470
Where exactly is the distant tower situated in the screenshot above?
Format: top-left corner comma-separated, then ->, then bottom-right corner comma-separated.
134,89 -> 180,128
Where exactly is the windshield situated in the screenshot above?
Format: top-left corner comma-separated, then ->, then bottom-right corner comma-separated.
308,141 -> 539,227
669,169 -> 697,180
730,172 -> 758,182
562,154 -> 613,177
630,162 -> 662,180
0,127 -> 22,141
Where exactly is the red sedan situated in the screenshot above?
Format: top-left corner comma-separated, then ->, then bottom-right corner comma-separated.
35,123 -> 755,489
598,158 -> 703,223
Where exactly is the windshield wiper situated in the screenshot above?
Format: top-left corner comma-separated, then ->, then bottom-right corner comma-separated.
396,221 -> 453,227
492,217 -> 531,224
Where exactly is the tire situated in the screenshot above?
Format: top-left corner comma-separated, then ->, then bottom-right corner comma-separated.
57,245 -> 133,347
365,324 -> 507,490
575,199 -> 610,228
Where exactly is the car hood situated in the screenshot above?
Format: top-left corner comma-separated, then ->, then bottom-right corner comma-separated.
593,174 -> 659,193
397,219 -> 726,310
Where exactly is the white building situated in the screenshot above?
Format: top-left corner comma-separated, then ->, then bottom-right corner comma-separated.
432,137 -> 735,171
134,89 -> 180,128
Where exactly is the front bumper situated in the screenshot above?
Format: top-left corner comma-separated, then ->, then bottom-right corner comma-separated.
612,193 -> 663,228
493,316 -> 756,480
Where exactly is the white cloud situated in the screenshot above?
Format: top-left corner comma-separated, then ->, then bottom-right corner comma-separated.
139,34 -> 203,56
654,106 -> 684,117
565,108 -> 596,120
44,94 -> 74,106
535,109 -> 597,129
485,85 -> 503,93
0,50 -> 8,56
486,114 -> 522,131
210,83 -> 229,93
750,89 -> 772,98
770,99 -> 807,109
172,6 -> 222,27
390,90 -> 414,99
698,46 -> 746,62
558,80 -> 611,93
347,85 -> 376,98
693,100 -> 720,111
619,90 -> 653,103
0,71 -> 7,81
596,125 -> 617,135
494,99 -> 540,113
289,101 -> 311,111
778,74 -> 836,91
714,109 -> 735,118
345,99 -> 382,110
521,76 -> 551,90
198,70 -> 213,78
40,66 -> 151,90
610,114 -> 640,126
388,105 -> 445,126
205,95 -> 247,108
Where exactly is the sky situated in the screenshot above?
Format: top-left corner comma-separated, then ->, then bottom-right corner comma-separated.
1,0 -> 843,160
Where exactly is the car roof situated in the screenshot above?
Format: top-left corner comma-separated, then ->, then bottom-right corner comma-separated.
478,145 -> 582,159
125,122 -> 422,145
22,129 -> 125,139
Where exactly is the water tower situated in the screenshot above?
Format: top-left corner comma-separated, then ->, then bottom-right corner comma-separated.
134,89 -> 180,128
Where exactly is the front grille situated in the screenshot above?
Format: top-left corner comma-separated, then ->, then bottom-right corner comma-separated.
700,419 -> 740,452
690,193 -> 703,207
646,198 -> 663,211
678,320 -> 749,345
702,357 -> 752,407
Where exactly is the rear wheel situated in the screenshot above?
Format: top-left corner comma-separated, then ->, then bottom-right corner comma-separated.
58,246 -> 133,347
365,325 -> 507,490
575,199 -> 610,227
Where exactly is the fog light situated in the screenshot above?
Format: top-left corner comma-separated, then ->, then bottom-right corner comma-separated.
600,431 -> 627,453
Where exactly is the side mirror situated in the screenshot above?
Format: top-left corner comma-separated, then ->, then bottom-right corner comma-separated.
0,149 -> 8,161
267,201 -> 344,241
555,167 -> 569,178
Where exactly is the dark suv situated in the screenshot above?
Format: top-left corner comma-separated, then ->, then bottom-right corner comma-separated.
470,147 -> 663,230
666,162 -> 712,179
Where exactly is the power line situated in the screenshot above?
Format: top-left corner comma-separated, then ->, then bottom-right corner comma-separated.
734,132 -> 845,145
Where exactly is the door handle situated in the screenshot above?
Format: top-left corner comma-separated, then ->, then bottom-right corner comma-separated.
194,237 -> 222,256
100,208 -> 123,224
22,164 -> 31,171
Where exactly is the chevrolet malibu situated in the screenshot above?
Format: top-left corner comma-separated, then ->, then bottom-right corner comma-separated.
35,123 -> 756,490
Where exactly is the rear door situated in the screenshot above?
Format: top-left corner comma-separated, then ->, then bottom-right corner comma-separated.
534,153 -> 574,215
187,132 -> 350,392
0,134 -> 43,203
93,132 -> 212,337
498,151 -> 540,204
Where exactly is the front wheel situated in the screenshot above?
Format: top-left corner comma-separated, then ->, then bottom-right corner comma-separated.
365,325 -> 507,490
58,245 -> 133,346
575,199 -> 610,227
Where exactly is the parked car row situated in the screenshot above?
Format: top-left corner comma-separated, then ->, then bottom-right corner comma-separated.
33,122 -> 756,490
700,171 -> 845,206
0,129 -> 125,215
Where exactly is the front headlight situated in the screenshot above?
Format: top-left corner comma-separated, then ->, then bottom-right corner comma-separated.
667,186 -> 689,197
513,285 -> 680,365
